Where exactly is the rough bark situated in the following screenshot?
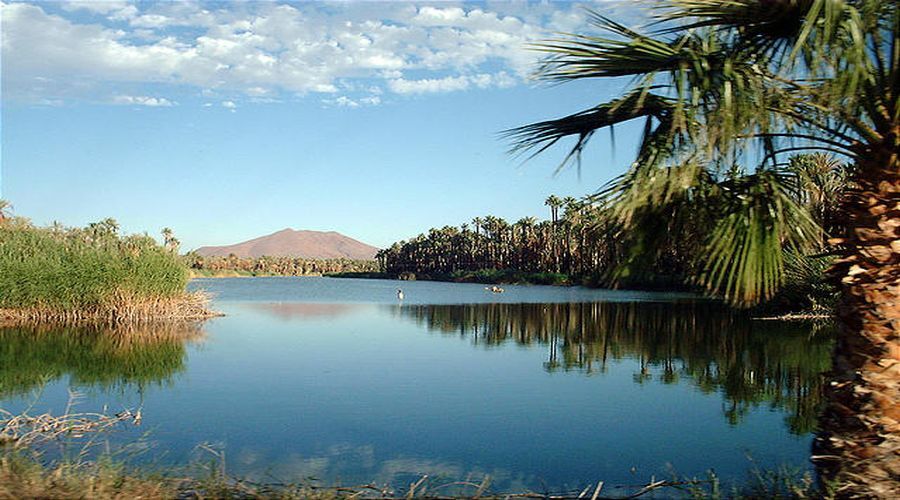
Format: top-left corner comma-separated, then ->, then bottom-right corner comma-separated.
814,150 -> 900,498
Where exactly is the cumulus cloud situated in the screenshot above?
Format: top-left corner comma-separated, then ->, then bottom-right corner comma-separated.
112,95 -> 174,106
1,1 -> 605,105
323,94 -> 382,108
60,1 -> 130,15
388,72 -> 516,94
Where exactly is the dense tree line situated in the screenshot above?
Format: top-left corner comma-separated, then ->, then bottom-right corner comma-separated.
378,195 -> 646,282
184,252 -> 379,277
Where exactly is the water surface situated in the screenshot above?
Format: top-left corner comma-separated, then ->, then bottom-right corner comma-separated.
0,277 -> 832,494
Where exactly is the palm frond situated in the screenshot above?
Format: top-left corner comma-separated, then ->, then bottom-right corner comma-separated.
534,14 -> 691,81
698,171 -> 821,306
657,0 -> 814,49
595,158 -> 709,225
502,91 -> 675,171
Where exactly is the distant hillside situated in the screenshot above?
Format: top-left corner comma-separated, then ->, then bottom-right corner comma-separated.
194,229 -> 379,260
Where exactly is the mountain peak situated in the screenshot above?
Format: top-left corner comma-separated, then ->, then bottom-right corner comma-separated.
194,229 -> 378,260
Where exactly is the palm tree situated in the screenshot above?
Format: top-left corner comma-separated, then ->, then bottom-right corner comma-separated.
0,200 -> 11,222
544,195 -> 564,271
505,2 -> 899,495
544,195 -> 562,224
786,153 -> 851,240
161,227 -> 179,253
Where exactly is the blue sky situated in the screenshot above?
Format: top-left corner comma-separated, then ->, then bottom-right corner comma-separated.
1,0 -> 644,251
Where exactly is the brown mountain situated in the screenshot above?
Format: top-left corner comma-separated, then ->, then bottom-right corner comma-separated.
194,229 -> 379,260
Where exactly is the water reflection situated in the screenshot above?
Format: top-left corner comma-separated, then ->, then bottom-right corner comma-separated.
0,322 -> 205,398
249,303 -> 362,321
394,302 -> 834,435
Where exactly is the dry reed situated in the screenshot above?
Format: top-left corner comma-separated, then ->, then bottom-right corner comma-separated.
0,290 -> 220,326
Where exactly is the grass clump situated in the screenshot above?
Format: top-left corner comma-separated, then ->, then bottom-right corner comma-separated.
0,453 -> 177,500
0,218 -> 214,323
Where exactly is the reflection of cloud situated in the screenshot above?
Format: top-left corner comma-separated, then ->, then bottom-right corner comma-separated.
250,303 -> 362,321
227,442 -> 535,493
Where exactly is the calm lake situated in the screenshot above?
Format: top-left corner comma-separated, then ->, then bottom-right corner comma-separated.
0,277 -> 834,494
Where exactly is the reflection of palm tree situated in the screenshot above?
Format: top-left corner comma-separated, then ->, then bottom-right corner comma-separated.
394,301 -> 832,436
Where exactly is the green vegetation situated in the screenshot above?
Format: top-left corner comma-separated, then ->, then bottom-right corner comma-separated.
185,252 -> 379,278
0,214 -> 213,323
505,1 -> 900,495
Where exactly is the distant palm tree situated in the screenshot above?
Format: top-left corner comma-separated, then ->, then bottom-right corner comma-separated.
161,227 -> 179,253
785,153 -> 851,239
505,1 -> 899,495
544,195 -> 562,224
0,199 -> 12,222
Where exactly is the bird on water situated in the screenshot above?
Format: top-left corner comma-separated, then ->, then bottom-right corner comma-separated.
397,289 -> 404,301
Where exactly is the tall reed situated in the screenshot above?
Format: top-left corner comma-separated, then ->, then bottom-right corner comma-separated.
0,219 -> 213,322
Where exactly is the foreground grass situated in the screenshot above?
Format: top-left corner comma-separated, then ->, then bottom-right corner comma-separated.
0,218 -> 215,323
0,450 -> 826,499
0,454 -> 176,500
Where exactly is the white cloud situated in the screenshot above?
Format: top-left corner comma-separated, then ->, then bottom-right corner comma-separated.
323,94 -> 381,108
60,1 -> 130,15
112,95 -> 174,106
333,96 -> 359,108
388,72 -> 516,94
1,1 -> 601,104
221,100 -> 236,109
389,75 -> 470,94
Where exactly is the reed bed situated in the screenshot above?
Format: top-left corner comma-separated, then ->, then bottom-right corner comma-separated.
0,221 -> 217,324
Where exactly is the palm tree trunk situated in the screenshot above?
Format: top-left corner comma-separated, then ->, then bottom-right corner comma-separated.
814,155 -> 900,498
